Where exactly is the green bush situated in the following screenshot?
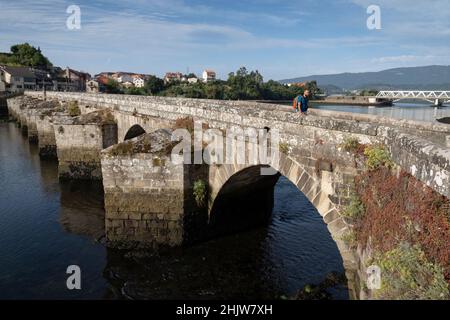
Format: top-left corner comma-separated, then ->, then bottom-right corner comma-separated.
342,192 -> 365,220
374,243 -> 449,300
67,101 -> 81,117
342,137 -> 361,152
279,142 -> 290,154
364,145 -> 394,170
341,230 -> 357,248
193,179 -> 207,208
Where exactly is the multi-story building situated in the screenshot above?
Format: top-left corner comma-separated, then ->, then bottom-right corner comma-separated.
133,76 -> 145,88
60,67 -> 91,91
0,66 -> 37,92
202,69 -> 216,83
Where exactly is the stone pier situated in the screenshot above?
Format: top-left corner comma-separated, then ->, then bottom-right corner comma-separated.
101,129 -> 208,247
55,109 -> 118,179
25,99 -> 59,143
37,110 -> 71,158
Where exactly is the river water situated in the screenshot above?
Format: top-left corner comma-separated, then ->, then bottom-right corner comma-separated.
313,101 -> 450,123
0,120 -> 348,300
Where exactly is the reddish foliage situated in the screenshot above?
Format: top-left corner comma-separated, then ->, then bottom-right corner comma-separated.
173,116 -> 209,133
354,167 -> 450,279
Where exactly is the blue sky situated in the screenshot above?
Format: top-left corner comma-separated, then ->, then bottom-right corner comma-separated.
1,0 -> 449,80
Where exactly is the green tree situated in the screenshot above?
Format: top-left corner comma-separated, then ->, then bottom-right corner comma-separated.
226,67 -> 264,100
0,43 -> 53,69
105,79 -> 122,94
144,75 -> 165,95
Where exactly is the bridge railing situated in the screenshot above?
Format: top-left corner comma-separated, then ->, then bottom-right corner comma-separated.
376,91 -> 450,99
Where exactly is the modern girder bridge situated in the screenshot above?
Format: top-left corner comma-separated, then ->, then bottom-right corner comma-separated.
376,91 -> 450,106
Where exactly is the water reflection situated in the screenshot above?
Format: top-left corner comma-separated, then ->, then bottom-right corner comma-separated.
59,180 -> 105,240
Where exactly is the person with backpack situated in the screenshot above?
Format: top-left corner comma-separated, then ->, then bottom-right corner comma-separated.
293,90 -> 310,115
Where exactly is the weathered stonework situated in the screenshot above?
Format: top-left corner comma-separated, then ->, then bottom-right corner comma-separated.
101,129 -> 188,246
55,109 -> 118,179
9,91 -> 450,300
25,100 -> 59,143
36,111 -> 70,158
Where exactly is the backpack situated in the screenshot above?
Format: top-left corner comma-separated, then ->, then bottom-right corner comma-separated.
293,96 -> 302,110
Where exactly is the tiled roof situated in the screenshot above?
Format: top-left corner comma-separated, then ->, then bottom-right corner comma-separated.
1,66 -> 36,78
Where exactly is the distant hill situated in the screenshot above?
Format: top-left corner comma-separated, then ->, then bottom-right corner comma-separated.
280,65 -> 450,91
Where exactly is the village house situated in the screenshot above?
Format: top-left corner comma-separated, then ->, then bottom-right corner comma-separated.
122,81 -> 134,89
202,69 -> 216,83
61,67 -> 91,91
287,82 -> 308,88
132,75 -> 145,88
113,73 -> 134,84
188,77 -> 198,84
86,76 -> 108,93
164,72 -> 183,83
48,67 -> 90,92
0,66 -> 36,92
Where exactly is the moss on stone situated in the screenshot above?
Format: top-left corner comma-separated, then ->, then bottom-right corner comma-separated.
68,101 -> 81,116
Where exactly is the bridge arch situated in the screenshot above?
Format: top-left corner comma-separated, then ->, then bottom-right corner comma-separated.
124,124 -> 146,141
208,155 -> 342,227
207,154 -> 357,291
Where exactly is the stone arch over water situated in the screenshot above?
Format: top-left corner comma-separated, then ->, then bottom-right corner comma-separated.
124,124 -> 146,141
207,154 -> 358,297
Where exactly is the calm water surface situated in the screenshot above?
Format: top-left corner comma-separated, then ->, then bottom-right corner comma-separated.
0,120 -> 347,300
313,101 -> 450,122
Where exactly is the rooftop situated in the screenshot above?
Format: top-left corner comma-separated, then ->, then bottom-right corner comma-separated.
1,66 -> 36,78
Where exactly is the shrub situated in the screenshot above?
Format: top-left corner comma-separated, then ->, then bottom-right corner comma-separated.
193,179 -> 207,208
364,145 -> 393,170
342,137 -> 360,152
374,243 -> 449,300
279,142 -> 289,154
341,230 -> 357,248
67,101 -> 81,117
354,168 -> 450,278
342,191 -> 365,220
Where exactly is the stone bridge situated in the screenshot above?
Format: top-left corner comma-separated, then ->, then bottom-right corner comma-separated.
6,91 -> 450,299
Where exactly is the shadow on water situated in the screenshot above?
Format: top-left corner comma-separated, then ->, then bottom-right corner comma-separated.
0,121 -> 348,300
